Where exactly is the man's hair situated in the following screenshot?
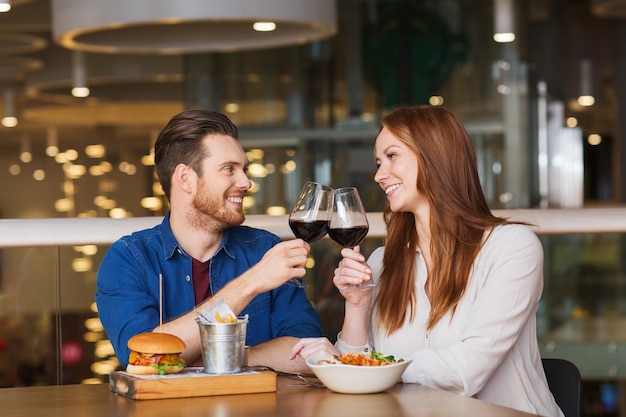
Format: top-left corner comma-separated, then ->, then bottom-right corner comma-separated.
154,110 -> 239,199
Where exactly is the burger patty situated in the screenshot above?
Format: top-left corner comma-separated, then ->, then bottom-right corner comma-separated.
129,351 -> 185,366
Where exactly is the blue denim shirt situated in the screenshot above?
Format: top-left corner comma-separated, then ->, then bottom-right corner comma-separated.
96,213 -> 323,366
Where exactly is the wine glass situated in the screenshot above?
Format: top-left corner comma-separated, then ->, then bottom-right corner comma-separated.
287,181 -> 333,288
328,187 -> 372,289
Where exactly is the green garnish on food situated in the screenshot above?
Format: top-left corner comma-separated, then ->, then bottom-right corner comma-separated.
370,351 -> 404,363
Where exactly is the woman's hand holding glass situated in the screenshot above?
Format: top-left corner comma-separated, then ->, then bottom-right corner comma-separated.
333,247 -> 374,298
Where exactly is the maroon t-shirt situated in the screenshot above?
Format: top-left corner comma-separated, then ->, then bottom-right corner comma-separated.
192,257 -> 212,306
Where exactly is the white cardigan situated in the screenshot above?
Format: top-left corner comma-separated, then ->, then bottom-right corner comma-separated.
336,224 -> 564,417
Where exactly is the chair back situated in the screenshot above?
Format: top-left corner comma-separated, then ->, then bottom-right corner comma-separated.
542,358 -> 582,417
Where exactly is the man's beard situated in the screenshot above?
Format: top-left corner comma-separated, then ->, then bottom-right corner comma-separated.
189,185 -> 245,232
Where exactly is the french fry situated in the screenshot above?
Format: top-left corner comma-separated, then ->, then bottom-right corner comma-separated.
214,312 -> 238,323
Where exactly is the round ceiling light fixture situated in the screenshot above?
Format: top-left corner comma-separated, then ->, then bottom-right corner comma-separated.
51,0 -> 337,54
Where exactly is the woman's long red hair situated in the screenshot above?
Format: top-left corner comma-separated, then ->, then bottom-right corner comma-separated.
375,106 -> 517,334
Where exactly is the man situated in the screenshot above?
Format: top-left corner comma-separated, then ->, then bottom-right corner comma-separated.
96,110 -> 334,373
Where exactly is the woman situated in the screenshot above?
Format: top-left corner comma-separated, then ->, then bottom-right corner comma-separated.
292,106 -> 563,417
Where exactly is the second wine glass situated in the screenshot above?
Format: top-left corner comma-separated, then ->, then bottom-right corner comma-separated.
328,187 -> 372,289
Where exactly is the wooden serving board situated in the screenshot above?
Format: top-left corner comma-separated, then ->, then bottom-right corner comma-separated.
109,367 -> 276,400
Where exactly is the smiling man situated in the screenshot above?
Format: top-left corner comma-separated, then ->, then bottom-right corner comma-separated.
96,110 -> 333,374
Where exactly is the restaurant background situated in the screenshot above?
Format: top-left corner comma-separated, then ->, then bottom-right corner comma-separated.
1,1 -> 626,415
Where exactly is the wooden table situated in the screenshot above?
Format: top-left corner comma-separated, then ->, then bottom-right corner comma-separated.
3,376 -> 539,417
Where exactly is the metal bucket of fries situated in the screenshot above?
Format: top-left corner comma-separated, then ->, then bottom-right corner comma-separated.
196,314 -> 248,374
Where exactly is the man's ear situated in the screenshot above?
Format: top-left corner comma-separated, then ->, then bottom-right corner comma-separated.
172,164 -> 195,195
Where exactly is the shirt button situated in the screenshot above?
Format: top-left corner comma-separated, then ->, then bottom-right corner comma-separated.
186,275 -> 191,282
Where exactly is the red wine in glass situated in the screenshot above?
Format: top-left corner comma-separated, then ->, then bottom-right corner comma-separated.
328,225 -> 368,248
289,219 -> 330,243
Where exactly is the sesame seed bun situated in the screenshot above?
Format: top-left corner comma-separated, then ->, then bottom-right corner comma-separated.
128,332 -> 186,354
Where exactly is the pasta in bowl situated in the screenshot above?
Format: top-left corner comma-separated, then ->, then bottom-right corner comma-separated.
306,352 -> 411,394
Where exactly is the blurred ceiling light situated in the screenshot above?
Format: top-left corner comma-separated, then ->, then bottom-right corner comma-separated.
246,148 -> 264,160
55,198 -> 74,212
100,161 -> 113,173
493,0 -> 515,43
284,160 -> 297,172
265,163 -> 276,174
2,89 -> 17,128
55,152 -> 70,163
91,360 -> 119,376
429,95 -> 444,106
84,317 -> 104,332
266,206 -> 286,215
2,115 -> 17,127
566,117 -> 578,128
72,257 -> 92,272
253,21 -> 276,32
243,195 -> 255,209
82,245 -> 98,256
247,162 -> 268,178
20,152 -> 32,163
102,198 -> 118,210
85,144 -> 106,158
141,196 -> 163,211
141,153 -> 155,166
587,133 -> 602,145
249,180 -> 259,193
20,136 -> 32,163
65,149 -> 79,160
152,182 -> 165,195
63,180 -> 75,195
64,163 -> 87,179
94,341 -> 116,357
8,164 -> 20,175
0,0 -> 11,13
46,127 -> 59,157
577,59 -> 595,107
119,161 -> 137,175
89,165 -> 106,176
33,169 -> 46,181
225,102 -> 240,113
71,50 -> 90,97
109,207 -> 128,218
94,195 -> 108,207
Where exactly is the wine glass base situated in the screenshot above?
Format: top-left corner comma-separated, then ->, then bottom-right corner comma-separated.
339,283 -> 375,293
285,279 -> 309,289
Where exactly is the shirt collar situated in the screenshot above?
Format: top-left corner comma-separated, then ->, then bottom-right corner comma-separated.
160,212 -> 180,259
160,212 -> 236,260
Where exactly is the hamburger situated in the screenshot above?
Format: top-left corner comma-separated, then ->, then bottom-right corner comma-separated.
126,332 -> 186,375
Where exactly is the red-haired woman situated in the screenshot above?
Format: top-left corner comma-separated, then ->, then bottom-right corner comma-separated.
292,106 -> 563,417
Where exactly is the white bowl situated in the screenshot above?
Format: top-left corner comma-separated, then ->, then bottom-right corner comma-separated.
306,356 -> 412,394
